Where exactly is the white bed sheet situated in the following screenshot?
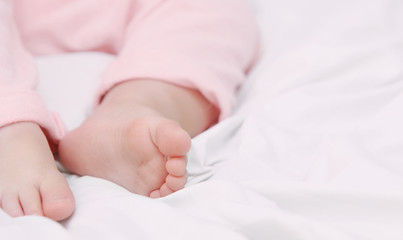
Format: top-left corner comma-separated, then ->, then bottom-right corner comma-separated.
2,0 -> 403,239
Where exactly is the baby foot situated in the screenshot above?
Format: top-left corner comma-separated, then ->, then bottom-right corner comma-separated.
58,102 -> 191,198
0,122 -> 75,221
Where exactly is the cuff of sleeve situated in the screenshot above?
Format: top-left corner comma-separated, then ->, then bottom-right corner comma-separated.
95,52 -> 240,121
0,90 -> 65,143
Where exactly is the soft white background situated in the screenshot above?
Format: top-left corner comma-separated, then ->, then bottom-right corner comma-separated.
1,0 -> 403,239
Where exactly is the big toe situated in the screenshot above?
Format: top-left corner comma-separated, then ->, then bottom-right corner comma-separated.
153,120 -> 191,156
40,173 -> 75,221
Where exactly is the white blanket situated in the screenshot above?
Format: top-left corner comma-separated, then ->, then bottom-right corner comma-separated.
2,0 -> 403,239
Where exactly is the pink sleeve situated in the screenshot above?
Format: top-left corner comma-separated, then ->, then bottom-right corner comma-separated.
0,1 -> 64,141
97,0 -> 259,120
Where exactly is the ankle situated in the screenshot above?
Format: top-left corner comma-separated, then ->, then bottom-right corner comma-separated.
102,80 -> 219,137
0,122 -> 44,141
0,122 -> 54,162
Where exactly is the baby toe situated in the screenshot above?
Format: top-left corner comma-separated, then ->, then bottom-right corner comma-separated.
149,189 -> 161,198
166,156 -> 187,176
19,188 -> 43,216
40,173 -> 75,221
166,173 -> 187,192
154,120 -> 191,157
159,183 -> 174,197
2,194 -> 24,217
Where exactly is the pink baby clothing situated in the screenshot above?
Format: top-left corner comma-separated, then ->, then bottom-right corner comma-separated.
1,0 -> 259,143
